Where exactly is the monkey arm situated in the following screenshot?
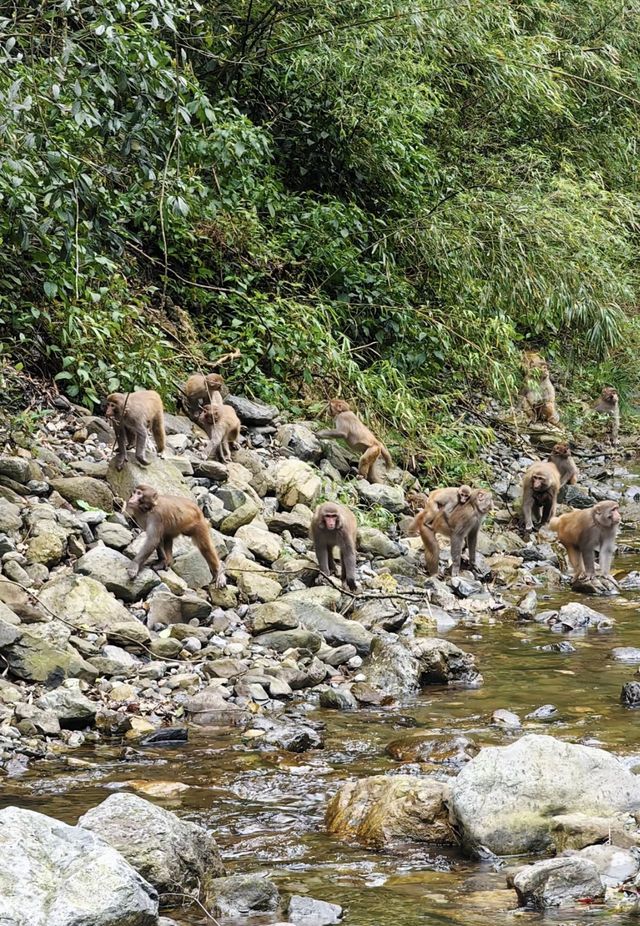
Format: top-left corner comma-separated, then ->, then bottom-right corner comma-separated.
127,530 -> 160,578
316,429 -> 344,439
315,540 -> 332,577
340,538 -> 357,591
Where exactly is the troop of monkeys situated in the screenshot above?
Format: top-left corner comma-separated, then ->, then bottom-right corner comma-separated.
103,360 -> 622,596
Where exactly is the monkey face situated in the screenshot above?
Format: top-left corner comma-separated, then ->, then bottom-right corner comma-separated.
199,404 -> 220,426
594,501 -> 621,527
552,443 -> 569,457
105,393 -> 124,419
205,374 -> 224,391
128,484 -> 158,511
329,399 -> 350,415
474,490 -> 493,513
458,486 -> 472,505
531,475 -> 550,493
322,510 -> 341,531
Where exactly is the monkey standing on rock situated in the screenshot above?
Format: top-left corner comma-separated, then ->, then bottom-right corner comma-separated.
198,403 -> 241,462
551,500 -> 620,585
595,387 -> 620,446
411,488 -> 492,576
310,501 -> 358,591
521,462 -> 560,532
105,390 -> 166,472
126,484 -> 226,588
317,399 -> 392,483
181,373 -> 225,420
547,443 -> 579,488
521,352 -> 560,425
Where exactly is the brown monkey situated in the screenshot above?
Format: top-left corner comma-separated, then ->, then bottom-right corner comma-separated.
547,443 -> 579,487
406,489 -> 429,512
105,390 -> 166,472
522,353 -> 559,424
411,488 -> 492,576
198,403 -> 241,462
595,387 -> 619,446
550,500 -> 621,583
310,502 -> 358,591
126,484 -> 226,587
317,399 -> 392,483
521,462 -> 560,531
182,373 -> 225,419
420,485 -> 472,527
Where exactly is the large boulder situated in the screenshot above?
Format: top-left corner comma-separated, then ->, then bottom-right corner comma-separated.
224,395 -> 278,425
411,638 -> 483,687
75,547 -> 160,602
355,481 -> 405,512
253,598 -> 373,655
0,805 -> 158,926
106,458 -> 191,501
79,793 -> 223,908
0,498 -> 22,533
0,627 -> 98,684
326,775 -> 454,849
362,634 -> 421,695
50,477 -> 114,512
39,575 -> 145,635
511,857 -> 604,909
225,550 -> 282,602
272,459 -> 321,509
276,423 -> 323,462
450,735 -> 640,855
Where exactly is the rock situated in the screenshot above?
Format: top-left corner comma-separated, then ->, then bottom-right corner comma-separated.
225,395 -> 279,425
272,459 -> 321,509
451,734 -> 640,855
256,628 -> 323,653
612,647 -> 640,664
287,895 -> 342,925
184,687 -> 245,725
355,481 -> 405,512
252,719 -> 324,752
140,727 -> 188,747
276,423 -> 323,462
512,857 -> 604,909
252,601 -> 300,634
26,528 -> 67,566
220,498 -> 261,534
281,600 -> 373,655
79,793 -> 224,908
75,547 -> 160,602
106,458 -> 192,501
357,527 -> 401,557
1,628 -> 98,684
209,873 -> 280,917
555,602 -> 612,631
171,542 -> 226,589
96,521 -> 134,549
235,524 -> 283,563
0,805 -> 158,925
266,504 -> 313,537
492,709 -> 521,729
412,638 -> 482,688
560,485 -> 594,509
526,704 -> 558,722
0,457 -> 30,483
50,476 -> 114,512
621,682 -> 640,706
575,844 -> 639,886
90,645 -> 141,677
39,575 -> 144,634
0,498 -> 22,533
320,686 -> 358,710
363,634 -> 421,695
516,590 -> 537,618
326,775 -> 454,849
225,551 -> 282,602
149,638 -> 182,659
36,686 -> 97,727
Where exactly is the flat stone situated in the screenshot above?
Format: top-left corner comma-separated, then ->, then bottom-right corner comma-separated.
50,476 -> 114,512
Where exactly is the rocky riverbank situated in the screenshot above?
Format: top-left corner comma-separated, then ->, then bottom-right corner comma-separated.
1,392 -> 640,924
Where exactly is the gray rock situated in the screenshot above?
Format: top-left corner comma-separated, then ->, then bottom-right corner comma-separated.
576,844 -> 639,886
612,647 -> 640,664
256,628 -> 323,653
288,895 -> 342,925
225,395 -> 279,425
75,547 -> 160,602
277,423 -> 323,462
293,601 -> 373,655
225,550 -> 281,601
79,793 -> 224,908
320,686 -> 358,710
363,634 -> 421,695
220,498 -> 261,534
0,457 -> 30,483
235,524 -> 283,563
1,628 -> 98,684
272,459 -> 321,509
621,682 -> 640,706
209,873 -> 280,917
451,734 -> 640,855
252,719 -> 324,752
357,527 -> 401,557
355,481 -> 405,513
184,687 -> 245,725
492,709 -> 521,729
512,857 -> 604,908
412,638 -> 482,688
106,458 -> 192,501
36,686 -> 97,726
50,477 -> 114,512
559,486 -> 594,509
526,704 -> 558,722
0,805 -> 158,925
555,602 -> 612,631
39,575 -> 144,634
96,521 -> 134,549
90,645 -> 141,677
0,498 -> 22,533
252,601 -> 300,634
266,504 -> 313,537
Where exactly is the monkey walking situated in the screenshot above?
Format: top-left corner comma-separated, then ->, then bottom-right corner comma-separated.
317,399 -> 392,483
105,390 -> 166,472
550,501 -> 620,585
521,462 -> 560,532
181,373 -> 225,420
310,502 -> 358,591
126,484 -> 226,588
411,488 -> 492,576
198,403 -> 241,462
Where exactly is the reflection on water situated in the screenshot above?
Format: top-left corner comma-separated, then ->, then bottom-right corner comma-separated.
3,543 -> 640,925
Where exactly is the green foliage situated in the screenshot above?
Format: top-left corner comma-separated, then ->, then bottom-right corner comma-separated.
1,0 -> 640,477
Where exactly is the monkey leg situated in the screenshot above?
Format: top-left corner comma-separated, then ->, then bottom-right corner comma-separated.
341,539 -> 358,592
540,498 -> 554,526
162,537 -> 174,568
326,548 -> 337,577
134,428 -> 150,466
152,414 -> 166,454
196,527 -> 226,588
358,445 -> 381,482
124,426 -> 137,449
466,526 -> 479,571
449,531 -> 465,577
419,525 -> 440,576
581,545 -> 597,580
127,534 -> 158,578
220,438 -> 232,463
522,496 -> 535,532
315,542 -> 332,580
113,426 -> 129,471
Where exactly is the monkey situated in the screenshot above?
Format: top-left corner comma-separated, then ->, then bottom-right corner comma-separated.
521,352 -> 560,424
595,387 -> 620,446
125,484 -> 226,587
411,488 -> 492,576
317,399 -> 392,483
550,500 -> 621,583
521,461 -> 560,532
182,373 -> 225,419
415,485 -> 473,529
310,502 -> 358,591
406,489 -> 429,513
547,442 -> 579,487
105,390 -> 166,472
198,403 -> 241,462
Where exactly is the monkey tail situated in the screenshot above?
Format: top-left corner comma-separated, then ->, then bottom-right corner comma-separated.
380,445 -> 392,467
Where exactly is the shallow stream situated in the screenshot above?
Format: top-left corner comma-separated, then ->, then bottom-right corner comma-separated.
3,542 -> 640,925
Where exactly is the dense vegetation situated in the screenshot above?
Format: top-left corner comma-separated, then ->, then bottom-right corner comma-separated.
1,0 -> 639,474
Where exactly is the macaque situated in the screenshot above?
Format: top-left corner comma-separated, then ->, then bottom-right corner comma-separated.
595,387 -> 620,446
198,403 -> 241,462
406,489 -> 429,512
310,502 -> 358,591
105,390 -> 166,472
550,500 -> 621,583
317,399 -> 392,483
411,488 -> 492,576
126,484 -> 226,587
419,485 -> 472,528
182,373 -> 225,419
547,443 -> 579,487
522,352 -> 559,424
521,462 -> 560,531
